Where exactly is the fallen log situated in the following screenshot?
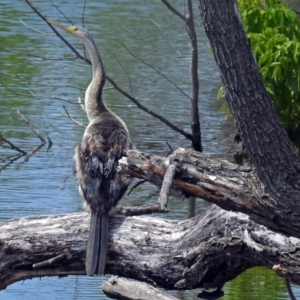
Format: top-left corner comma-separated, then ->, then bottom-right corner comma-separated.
1,205 -> 300,292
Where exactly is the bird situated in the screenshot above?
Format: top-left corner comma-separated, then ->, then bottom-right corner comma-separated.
48,21 -> 133,276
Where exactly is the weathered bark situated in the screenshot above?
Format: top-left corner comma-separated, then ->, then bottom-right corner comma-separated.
198,0 -> 300,237
1,205 -> 300,292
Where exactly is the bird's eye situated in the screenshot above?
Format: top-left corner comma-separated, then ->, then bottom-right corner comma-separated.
74,27 -> 78,31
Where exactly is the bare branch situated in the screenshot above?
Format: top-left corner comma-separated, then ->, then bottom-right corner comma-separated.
19,18 -> 52,35
1,71 -> 85,91
0,133 -> 27,155
16,109 -> 46,145
116,39 -> 191,101
0,153 -> 25,171
3,85 -> 79,104
107,76 -> 193,141
103,45 -> 134,95
58,106 -> 86,128
0,46 -> 77,61
161,0 -> 186,21
127,179 -> 147,196
33,252 -> 68,269
82,0 -> 87,28
150,21 -> 183,58
50,0 -> 73,25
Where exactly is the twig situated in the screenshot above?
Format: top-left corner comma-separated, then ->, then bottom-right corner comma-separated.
115,39 -> 191,101
33,253 -> 68,269
127,179 -> 147,196
82,0 -> 87,28
58,106 -> 86,128
131,20 -> 183,60
0,133 -> 27,155
161,0 -> 186,21
158,162 -> 177,209
4,85 -> 78,104
0,46 -> 77,61
1,70 -> 85,91
114,204 -> 169,216
103,45 -> 133,95
151,21 -> 183,57
19,18 -> 52,35
0,154 -> 24,171
16,109 -> 46,145
50,0 -> 73,25
107,76 -> 193,141
166,141 -> 174,156
23,144 -> 44,164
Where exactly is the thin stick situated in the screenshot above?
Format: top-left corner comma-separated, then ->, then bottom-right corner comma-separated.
16,109 -> 46,145
0,133 -> 27,155
107,76 -> 193,141
103,45 -> 133,95
114,203 -> 169,216
115,39 -> 191,101
158,162 -> 177,209
127,179 -> 147,196
50,0 -> 73,25
0,47 -> 77,61
19,18 -> 52,35
4,85 -> 78,104
33,253 -> 67,269
1,71 -> 85,90
0,154 -> 24,171
58,106 -> 86,128
161,0 -> 186,21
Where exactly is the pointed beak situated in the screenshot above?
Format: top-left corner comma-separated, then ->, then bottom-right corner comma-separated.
48,21 -> 76,35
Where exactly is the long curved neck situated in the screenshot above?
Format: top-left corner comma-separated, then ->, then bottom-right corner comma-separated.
82,36 -> 107,121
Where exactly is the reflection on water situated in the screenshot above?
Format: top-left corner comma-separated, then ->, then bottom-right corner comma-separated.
0,0 -> 298,299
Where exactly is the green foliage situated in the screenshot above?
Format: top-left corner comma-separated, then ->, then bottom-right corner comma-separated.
218,0 -> 300,137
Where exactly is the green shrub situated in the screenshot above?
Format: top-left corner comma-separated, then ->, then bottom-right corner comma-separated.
219,0 -> 300,141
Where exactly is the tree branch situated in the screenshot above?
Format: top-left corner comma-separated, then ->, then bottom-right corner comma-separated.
161,0 -> 186,21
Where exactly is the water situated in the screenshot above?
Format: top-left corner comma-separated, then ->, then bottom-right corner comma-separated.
0,1 -> 298,299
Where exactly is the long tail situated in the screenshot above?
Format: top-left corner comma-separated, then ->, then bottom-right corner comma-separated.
85,213 -> 108,276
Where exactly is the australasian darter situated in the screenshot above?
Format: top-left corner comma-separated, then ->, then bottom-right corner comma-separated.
49,21 -> 133,276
